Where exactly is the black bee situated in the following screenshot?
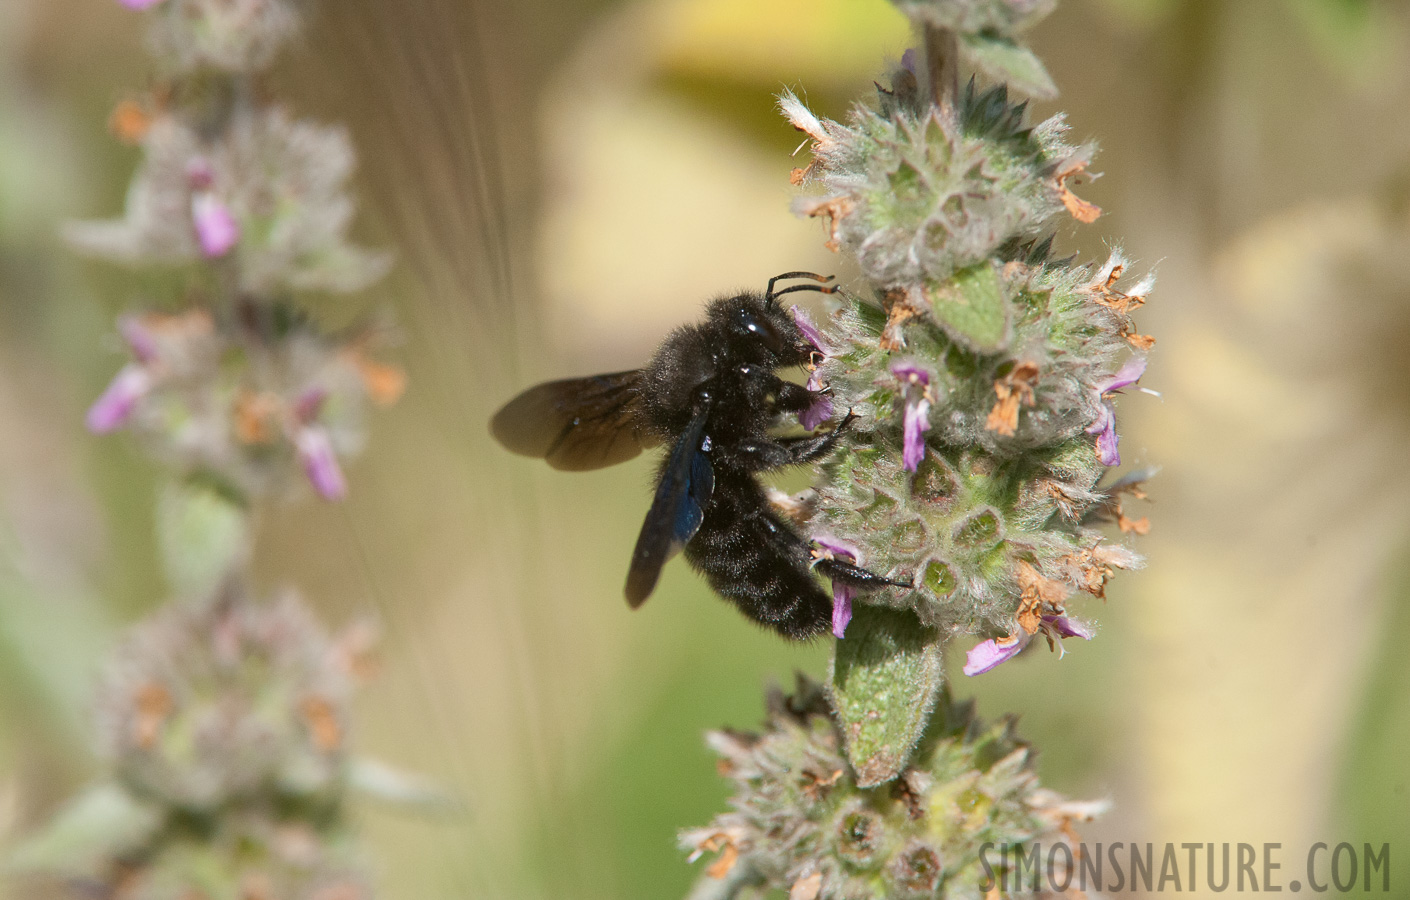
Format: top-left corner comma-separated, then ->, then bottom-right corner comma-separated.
491,272 -> 905,639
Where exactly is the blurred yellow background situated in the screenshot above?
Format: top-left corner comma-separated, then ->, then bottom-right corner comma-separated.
1,0 -> 1408,897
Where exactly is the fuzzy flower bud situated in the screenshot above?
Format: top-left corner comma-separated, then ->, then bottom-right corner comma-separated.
31,583 -> 380,900
96,584 -> 362,809
682,679 -> 1103,899
145,0 -> 306,75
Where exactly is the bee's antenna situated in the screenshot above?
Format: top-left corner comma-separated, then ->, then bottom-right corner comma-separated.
765,272 -> 836,306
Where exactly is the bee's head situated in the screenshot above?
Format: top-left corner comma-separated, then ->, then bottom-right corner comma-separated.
709,273 -> 836,364
708,293 -> 811,366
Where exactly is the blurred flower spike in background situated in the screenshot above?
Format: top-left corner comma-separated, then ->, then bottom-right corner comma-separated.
86,308 -> 403,503
68,107 -> 390,296
14,0 -> 415,895
14,584 -> 380,900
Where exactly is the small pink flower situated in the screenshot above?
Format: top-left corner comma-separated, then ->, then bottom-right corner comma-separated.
1086,357 -> 1146,466
791,306 -> 836,432
191,193 -> 240,258
890,362 -> 932,472
799,371 -> 834,432
292,387 -> 328,425
118,315 -> 158,364
185,157 -> 215,190
962,614 -> 1094,676
789,306 -> 832,355
117,0 -> 167,8
294,426 -> 347,501
87,364 -> 152,433
812,535 -> 861,639
962,633 -> 1024,676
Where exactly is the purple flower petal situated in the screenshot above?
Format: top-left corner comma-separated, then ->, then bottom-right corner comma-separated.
1084,404 -> 1113,437
1086,358 -> 1146,467
191,193 -> 239,258
293,387 -> 328,425
812,535 -> 860,639
295,427 -> 348,501
118,0 -> 166,8
87,364 -> 152,433
1042,615 -> 1094,640
889,361 -> 931,386
1096,356 -> 1148,394
799,394 -> 834,432
832,583 -> 854,639
964,615 -> 1094,676
185,157 -> 215,191
1094,424 -> 1120,466
963,635 -> 1027,676
891,363 -> 933,472
902,397 -> 931,472
790,306 -> 830,354
798,368 -> 832,431
117,315 -> 159,365
900,48 -> 917,76
812,534 -> 859,562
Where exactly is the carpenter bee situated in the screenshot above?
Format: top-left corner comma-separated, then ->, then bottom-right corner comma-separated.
491,272 -> 904,639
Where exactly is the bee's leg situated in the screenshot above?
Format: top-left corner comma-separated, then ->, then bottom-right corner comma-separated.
772,379 -> 822,413
726,413 -> 856,470
774,411 -> 858,463
725,439 -> 804,470
756,507 -> 910,591
814,556 -> 912,590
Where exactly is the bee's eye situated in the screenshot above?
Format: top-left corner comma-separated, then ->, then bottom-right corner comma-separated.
737,310 -> 783,352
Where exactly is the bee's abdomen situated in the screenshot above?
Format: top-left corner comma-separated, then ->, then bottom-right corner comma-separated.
683,471 -> 831,640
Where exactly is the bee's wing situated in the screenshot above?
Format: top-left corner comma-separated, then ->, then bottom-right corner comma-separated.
490,370 -> 657,471
624,409 -> 714,608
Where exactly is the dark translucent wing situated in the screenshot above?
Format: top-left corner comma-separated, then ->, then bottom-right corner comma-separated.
490,370 -> 655,471
624,410 -> 713,608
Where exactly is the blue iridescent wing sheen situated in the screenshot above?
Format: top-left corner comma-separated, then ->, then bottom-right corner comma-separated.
624,409 -> 713,608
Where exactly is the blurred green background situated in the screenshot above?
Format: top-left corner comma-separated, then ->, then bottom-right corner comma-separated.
1,0 -> 1409,897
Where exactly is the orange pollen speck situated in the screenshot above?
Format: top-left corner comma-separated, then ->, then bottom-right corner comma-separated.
109,100 -> 153,145
301,696 -> 342,752
132,681 -> 173,750
234,390 -> 281,444
356,358 -> 407,407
